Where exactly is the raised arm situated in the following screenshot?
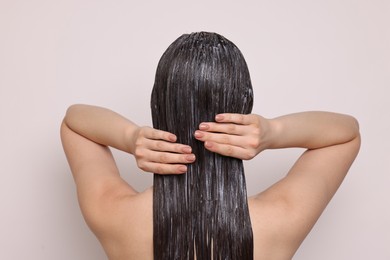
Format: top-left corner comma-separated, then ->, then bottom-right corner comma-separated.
62,104 -> 195,176
195,111 -> 361,254
194,111 -> 359,158
61,104 -> 196,236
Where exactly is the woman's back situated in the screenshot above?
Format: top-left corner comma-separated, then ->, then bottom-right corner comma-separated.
86,187 -> 298,260
83,117 -> 360,259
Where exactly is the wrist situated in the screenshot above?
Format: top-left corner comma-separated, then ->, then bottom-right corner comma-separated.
265,117 -> 283,150
125,124 -> 139,155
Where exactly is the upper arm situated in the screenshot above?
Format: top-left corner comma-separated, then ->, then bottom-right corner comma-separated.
284,134 -> 360,213
253,135 -> 361,246
60,121 -> 137,229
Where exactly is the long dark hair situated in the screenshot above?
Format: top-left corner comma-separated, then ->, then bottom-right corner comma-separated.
151,32 -> 254,259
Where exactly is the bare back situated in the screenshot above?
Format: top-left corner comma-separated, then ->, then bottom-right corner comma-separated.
83,139 -> 360,259
91,187 -> 300,260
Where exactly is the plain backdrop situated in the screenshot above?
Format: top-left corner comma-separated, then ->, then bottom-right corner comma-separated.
0,0 -> 389,259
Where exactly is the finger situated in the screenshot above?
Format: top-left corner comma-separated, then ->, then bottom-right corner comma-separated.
215,113 -> 253,125
141,162 -> 188,175
199,122 -> 247,135
194,130 -> 247,148
142,127 -> 177,142
148,151 -> 196,164
204,141 -> 255,160
145,139 -> 192,154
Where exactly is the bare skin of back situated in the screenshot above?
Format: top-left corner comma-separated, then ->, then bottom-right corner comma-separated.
61,104 -> 360,259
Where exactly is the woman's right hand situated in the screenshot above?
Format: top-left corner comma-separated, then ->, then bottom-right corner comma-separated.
130,126 -> 196,174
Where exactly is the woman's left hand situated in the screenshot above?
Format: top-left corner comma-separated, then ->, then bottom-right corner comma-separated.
194,113 -> 270,160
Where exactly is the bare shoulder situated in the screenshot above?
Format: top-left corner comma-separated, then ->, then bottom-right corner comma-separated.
92,187 -> 154,260
249,135 -> 361,259
249,186 -> 301,260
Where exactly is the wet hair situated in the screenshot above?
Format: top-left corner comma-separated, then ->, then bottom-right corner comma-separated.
151,32 -> 254,259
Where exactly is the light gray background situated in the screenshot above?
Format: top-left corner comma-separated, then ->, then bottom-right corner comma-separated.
1,0 -> 389,259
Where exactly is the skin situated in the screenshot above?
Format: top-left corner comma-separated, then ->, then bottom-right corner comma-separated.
61,104 -> 360,260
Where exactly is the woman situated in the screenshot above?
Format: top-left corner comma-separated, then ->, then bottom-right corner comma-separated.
61,32 -> 360,259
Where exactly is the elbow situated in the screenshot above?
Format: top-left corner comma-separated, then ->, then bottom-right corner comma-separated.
346,114 -> 360,140
342,115 -> 361,151
61,106 -> 73,129
353,117 -> 361,145
350,119 -> 361,155
64,104 -> 82,117
63,104 -> 84,126
352,116 -> 360,134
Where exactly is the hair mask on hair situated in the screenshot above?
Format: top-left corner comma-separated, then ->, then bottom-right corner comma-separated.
151,32 -> 254,260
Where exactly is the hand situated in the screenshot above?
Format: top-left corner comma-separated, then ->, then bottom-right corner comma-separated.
194,113 -> 270,160
131,126 -> 195,174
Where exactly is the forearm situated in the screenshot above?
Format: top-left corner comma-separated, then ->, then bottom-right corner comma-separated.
63,104 -> 138,154
267,111 -> 360,150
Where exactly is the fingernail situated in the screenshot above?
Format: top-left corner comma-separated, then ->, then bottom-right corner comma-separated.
169,135 -> 177,142
186,154 -> 195,161
194,131 -> 203,138
215,115 -> 223,121
205,141 -> 212,148
199,123 -> 208,130
182,146 -> 192,153
179,165 -> 187,172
